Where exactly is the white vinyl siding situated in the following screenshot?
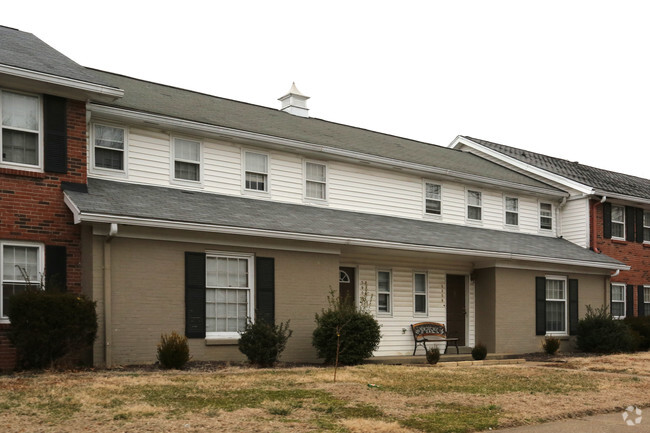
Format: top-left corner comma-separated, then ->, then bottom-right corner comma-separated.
611,283 -> 625,319
1,242 -> 43,321
1,90 -> 41,168
561,198 -> 590,248
611,205 -> 625,239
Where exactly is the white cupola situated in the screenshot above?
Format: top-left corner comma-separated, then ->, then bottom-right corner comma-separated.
278,82 -> 310,117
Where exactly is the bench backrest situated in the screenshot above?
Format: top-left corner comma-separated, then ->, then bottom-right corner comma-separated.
411,322 -> 447,339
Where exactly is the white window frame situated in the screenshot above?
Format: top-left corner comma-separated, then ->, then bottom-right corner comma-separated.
242,150 -> 270,194
204,251 -> 255,339
1,241 -> 44,323
642,210 -> 650,243
171,136 -> 202,185
413,272 -> 428,316
424,181 -> 442,217
304,160 -> 327,202
545,275 -> 568,336
644,285 -> 650,317
611,205 -> 625,240
377,270 -> 392,315
610,283 -> 626,319
540,202 -> 553,231
504,196 -> 519,227
91,123 -> 127,176
466,189 -> 482,221
0,89 -> 43,172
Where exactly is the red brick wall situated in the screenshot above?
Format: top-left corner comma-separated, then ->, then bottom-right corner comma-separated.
0,99 -> 86,370
592,199 -> 650,315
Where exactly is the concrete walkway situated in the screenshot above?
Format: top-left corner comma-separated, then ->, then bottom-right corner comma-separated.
496,409 -> 648,433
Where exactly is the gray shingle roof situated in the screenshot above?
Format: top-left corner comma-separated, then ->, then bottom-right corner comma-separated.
0,25 -> 114,87
463,136 -> 650,200
65,178 -> 623,268
87,69 -> 564,193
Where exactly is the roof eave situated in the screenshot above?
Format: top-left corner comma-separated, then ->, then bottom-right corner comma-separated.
592,190 -> 650,206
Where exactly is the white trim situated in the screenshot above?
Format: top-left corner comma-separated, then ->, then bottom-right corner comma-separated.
377,269 -> 392,316
504,195 -> 519,228
242,149 -> 270,195
413,271 -> 428,316
610,204 -> 626,241
466,188 -> 483,223
539,201 -> 554,232
303,159 -> 328,203
88,104 -> 566,197
544,275 -> 568,337
0,89 -> 44,172
171,136 -> 203,187
0,64 -> 124,98
90,122 -> 128,177
610,282 -> 626,319
423,180 -> 442,218
0,240 -> 44,322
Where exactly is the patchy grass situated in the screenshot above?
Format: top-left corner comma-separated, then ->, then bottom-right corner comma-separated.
0,353 -> 649,432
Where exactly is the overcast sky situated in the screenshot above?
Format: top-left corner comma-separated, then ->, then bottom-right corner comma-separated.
4,1 -> 649,179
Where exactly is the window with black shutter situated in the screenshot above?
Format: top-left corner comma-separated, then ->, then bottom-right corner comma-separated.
45,245 -> 66,292
43,95 -> 67,174
255,257 -> 275,325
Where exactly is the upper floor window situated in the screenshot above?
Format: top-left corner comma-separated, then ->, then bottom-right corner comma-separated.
305,162 -> 326,200
611,283 -> 625,319
540,203 -> 553,230
546,276 -> 567,335
425,183 -> 442,215
377,270 -> 391,314
1,242 -> 43,320
467,190 -> 482,220
174,138 -> 201,182
611,205 -> 625,239
1,90 -> 40,167
643,210 -> 650,242
505,197 -> 519,226
244,151 -> 268,192
93,124 -> 125,171
414,272 -> 427,315
644,286 -> 650,316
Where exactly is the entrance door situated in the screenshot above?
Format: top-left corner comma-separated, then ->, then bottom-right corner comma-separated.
446,274 -> 466,346
339,267 -> 355,307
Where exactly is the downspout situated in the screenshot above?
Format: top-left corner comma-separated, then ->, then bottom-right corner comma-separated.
557,197 -> 567,237
591,196 -> 606,253
104,223 -> 118,368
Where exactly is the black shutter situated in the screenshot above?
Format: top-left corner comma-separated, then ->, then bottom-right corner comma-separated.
255,257 -> 275,325
603,202 -> 612,239
635,208 -> 644,243
625,206 -> 636,242
639,286 -> 645,317
43,95 -> 67,174
626,284 -> 635,318
569,279 -> 579,335
45,245 -> 66,292
535,277 -> 546,335
185,252 -> 206,338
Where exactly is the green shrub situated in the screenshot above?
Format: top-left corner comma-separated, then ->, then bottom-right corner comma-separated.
624,316 -> 650,351
426,347 -> 441,364
7,290 -> 97,369
576,305 -> 637,353
542,336 -> 561,355
312,291 -> 381,365
238,318 -> 293,367
157,331 -> 190,369
471,343 -> 487,360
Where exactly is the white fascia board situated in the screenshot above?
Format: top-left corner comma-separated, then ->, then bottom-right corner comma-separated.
450,136 -> 593,195
88,104 -> 565,197
71,210 -> 627,271
63,193 -> 82,224
0,64 -> 124,98
592,190 -> 650,206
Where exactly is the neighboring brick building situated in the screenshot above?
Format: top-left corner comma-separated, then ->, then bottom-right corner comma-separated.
0,26 -> 123,369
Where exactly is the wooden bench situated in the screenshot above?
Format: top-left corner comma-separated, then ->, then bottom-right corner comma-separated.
411,322 -> 459,355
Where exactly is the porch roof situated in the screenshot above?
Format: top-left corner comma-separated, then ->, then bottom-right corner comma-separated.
64,178 -> 626,270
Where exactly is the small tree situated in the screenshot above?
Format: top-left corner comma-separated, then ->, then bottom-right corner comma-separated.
238,318 -> 293,367
576,305 -> 637,353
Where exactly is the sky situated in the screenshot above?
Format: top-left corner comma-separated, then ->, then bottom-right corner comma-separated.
3,1 -> 649,179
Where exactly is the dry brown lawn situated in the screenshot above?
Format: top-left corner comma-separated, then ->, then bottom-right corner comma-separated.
1,352 -> 649,433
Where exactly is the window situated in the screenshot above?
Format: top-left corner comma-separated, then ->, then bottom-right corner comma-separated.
643,210 -> 650,242
377,270 -> 391,314
611,205 -> 625,239
425,183 -> 442,215
645,286 -> 650,317
305,162 -> 326,200
1,90 -> 40,167
540,203 -> 553,230
505,197 -> 519,226
611,283 -> 625,318
467,190 -> 482,220
174,138 -> 201,182
245,151 -> 268,192
205,253 -> 254,336
94,124 -> 125,171
1,242 -> 43,320
546,277 -> 567,334
414,272 -> 427,314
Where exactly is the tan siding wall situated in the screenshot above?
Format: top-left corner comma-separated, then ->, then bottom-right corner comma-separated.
475,268 -> 496,351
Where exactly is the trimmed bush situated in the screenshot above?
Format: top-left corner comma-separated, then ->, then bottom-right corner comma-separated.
312,291 -> 381,366
542,336 -> 560,355
576,305 -> 637,353
472,343 -> 487,360
7,290 -> 97,369
426,347 -> 441,365
157,331 -> 190,369
624,316 -> 650,351
238,318 -> 293,367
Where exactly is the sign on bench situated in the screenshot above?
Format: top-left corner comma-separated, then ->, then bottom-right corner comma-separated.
411,322 -> 460,355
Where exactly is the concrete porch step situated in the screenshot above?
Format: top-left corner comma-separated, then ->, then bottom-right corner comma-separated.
366,351 -> 525,365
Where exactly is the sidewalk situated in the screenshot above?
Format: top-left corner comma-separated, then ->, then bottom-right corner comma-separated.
497,409 -> 648,433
